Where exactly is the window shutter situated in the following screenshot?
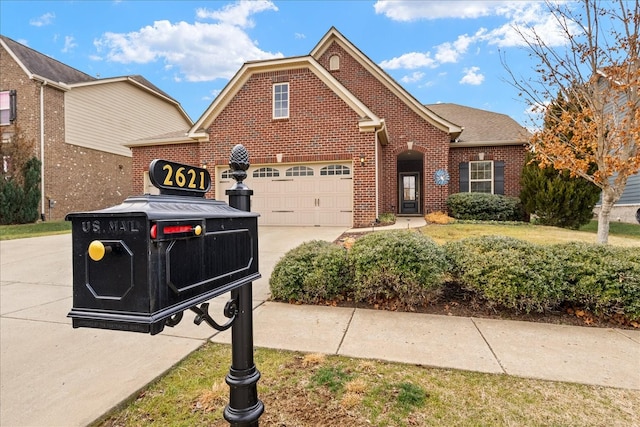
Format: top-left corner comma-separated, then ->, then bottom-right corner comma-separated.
494,161 -> 505,195
459,162 -> 469,192
9,90 -> 17,123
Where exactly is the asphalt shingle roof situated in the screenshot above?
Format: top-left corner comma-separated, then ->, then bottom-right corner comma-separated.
426,103 -> 530,144
1,35 -> 96,84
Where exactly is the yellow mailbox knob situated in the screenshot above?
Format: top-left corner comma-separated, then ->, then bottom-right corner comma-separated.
194,225 -> 202,236
88,240 -> 106,261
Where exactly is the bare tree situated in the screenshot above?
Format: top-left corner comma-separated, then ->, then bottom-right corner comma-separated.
504,0 -> 639,243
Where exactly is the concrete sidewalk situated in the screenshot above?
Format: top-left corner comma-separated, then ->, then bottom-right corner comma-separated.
1,223 -> 639,427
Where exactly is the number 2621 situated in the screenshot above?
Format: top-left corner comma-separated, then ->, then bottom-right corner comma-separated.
162,164 -> 206,190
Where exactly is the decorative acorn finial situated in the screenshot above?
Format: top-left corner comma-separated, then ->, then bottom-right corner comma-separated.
229,144 -> 250,184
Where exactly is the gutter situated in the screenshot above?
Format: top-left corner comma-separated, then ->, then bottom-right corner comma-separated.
451,140 -> 528,148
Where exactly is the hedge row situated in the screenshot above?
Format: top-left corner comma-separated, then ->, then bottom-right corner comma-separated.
269,231 -> 640,321
446,192 -> 523,221
270,231 -> 448,309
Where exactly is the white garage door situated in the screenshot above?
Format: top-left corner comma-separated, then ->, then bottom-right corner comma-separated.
216,162 -> 353,226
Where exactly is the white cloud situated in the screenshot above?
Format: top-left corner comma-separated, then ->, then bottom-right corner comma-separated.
459,66 -> 484,85
376,0 -> 574,77
379,52 -> 436,70
435,34 -> 473,63
61,36 -> 77,53
374,0 -> 530,21
477,3 -> 576,47
400,71 -> 425,84
93,1 -> 281,82
30,12 -> 55,27
195,0 -> 277,28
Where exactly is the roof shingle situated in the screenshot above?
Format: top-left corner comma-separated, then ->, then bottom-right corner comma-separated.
426,103 -> 530,144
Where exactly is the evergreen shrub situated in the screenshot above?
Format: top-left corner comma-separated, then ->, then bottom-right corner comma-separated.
519,153 -> 600,229
446,192 -> 522,221
445,236 -> 566,313
552,243 -> 640,320
0,157 -> 41,224
349,230 -> 447,308
269,240 -> 350,303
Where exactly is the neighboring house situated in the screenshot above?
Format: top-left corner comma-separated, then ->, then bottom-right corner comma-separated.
0,35 -> 192,221
593,69 -> 640,224
127,27 -> 529,228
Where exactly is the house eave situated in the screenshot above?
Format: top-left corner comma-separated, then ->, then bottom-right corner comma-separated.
311,27 -> 463,137
450,140 -> 528,148
124,135 -> 195,148
189,55 -> 383,138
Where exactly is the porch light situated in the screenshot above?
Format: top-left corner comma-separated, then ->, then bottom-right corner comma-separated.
359,154 -> 366,167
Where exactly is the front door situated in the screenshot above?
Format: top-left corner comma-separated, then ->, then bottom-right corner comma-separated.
399,173 -> 420,214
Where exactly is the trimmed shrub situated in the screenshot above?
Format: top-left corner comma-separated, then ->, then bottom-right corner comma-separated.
552,243 -> 640,321
269,240 -> 350,303
349,230 -> 447,309
446,192 -> 522,221
445,236 -> 566,313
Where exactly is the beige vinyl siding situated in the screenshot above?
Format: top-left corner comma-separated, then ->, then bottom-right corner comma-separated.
65,81 -> 191,157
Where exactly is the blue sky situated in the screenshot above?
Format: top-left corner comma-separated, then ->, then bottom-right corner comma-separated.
1,1 -> 580,128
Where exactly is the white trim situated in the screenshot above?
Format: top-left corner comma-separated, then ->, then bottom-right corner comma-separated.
310,28 -> 462,137
272,82 -> 290,119
188,56 -> 385,138
469,160 -> 494,194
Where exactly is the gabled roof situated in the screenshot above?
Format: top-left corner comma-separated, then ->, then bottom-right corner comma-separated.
310,27 -> 463,138
1,34 -> 191,124
426,103 -> 530,146
189,55 -> 386,141
69,75 -> 177,102
1,34 -> 95,87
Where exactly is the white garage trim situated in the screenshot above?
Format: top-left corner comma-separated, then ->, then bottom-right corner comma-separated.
216,161 -> 353,226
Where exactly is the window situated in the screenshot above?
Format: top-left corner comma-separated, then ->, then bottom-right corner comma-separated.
273,83 -> 289,119
459,160 -> 505,195
253,167 -> 280,178
320,164 -> 350,176
469,161 -> 493,193
221,169 -> 233,179
286,166 -> 313,177
0,90 -> 16,125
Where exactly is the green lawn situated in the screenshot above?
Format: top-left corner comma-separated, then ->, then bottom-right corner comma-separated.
0,220 -> 71,240
419,220 -> 640,246
580,219 -> 640,237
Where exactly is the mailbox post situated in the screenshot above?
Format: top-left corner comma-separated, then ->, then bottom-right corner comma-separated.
66,145 -> 263,425
224,144 -> 264,426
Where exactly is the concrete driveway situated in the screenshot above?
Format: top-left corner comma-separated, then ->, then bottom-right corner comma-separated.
0,226 -> 345,427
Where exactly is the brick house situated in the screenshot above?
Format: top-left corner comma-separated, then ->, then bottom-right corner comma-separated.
0,35 -> 192,221
128,27 -> 529,228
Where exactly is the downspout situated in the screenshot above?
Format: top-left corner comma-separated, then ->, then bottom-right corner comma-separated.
374,122 -> 385,220
39,81 -> 46,221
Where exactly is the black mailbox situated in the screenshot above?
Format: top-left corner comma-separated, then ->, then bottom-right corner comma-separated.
66,160 -> 260,335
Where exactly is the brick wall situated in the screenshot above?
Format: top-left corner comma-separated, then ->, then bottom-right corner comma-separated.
2,45 -> 132,221
448,145 -> 528,197
316,42 -> 452,214
202,68 -> 377,227
131,143 -> 200,194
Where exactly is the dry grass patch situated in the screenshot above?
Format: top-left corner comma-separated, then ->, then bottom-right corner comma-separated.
98,343 -> 640,427
425,211 -> 455,224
